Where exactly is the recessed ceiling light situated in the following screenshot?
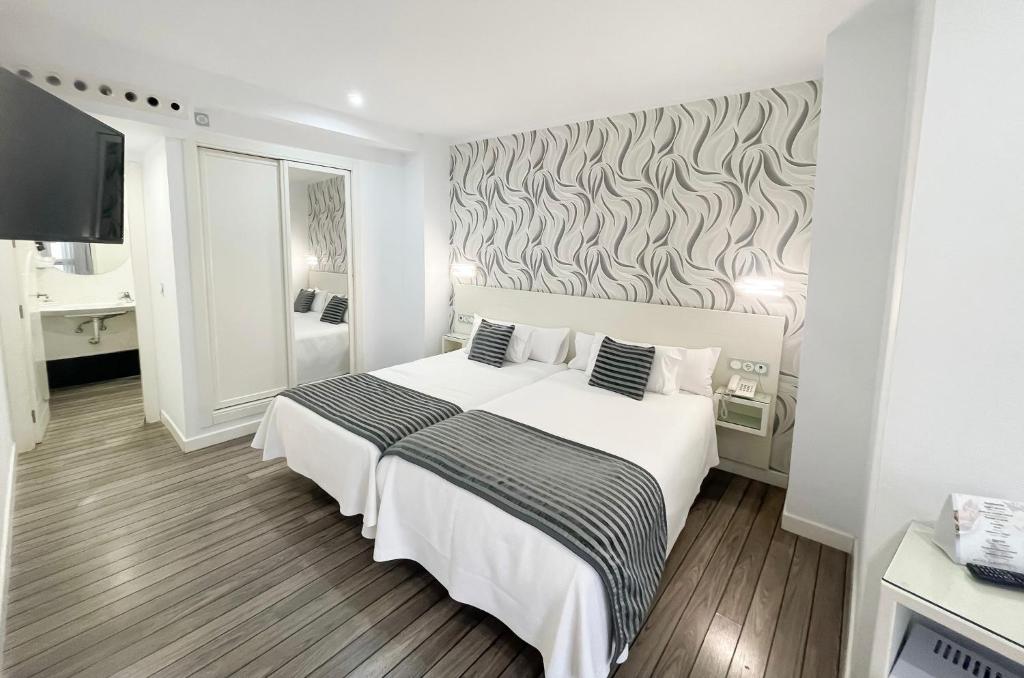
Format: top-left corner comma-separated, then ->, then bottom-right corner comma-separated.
347,91 -> 364,108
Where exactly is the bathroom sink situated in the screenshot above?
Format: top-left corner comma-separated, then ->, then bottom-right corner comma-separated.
38,300 -> 136,318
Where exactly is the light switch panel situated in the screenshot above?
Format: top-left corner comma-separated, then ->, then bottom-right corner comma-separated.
456,313 -> 473,324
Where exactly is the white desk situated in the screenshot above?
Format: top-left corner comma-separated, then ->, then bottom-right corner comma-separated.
871,521 -> 1024,675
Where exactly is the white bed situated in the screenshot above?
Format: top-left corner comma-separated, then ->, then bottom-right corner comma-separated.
253,349 -> 566,536
292,311 -> 350,384
372,368 -> 719,678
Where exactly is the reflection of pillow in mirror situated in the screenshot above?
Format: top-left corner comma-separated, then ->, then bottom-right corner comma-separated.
311,289 -> 329,312
293,289 -> 315,313
320,295 -> 348,324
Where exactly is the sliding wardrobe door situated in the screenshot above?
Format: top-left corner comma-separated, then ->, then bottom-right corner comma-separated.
197,148 -> 289,411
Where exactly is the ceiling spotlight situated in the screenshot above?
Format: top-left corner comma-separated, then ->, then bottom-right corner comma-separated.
347,91 -> 364,108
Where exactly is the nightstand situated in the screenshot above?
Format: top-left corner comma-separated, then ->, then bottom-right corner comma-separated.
440,333 -> 469,353
871,522 -> 1024,674
713,388 -> 772,437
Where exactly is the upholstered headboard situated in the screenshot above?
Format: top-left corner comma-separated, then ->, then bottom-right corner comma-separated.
310,270 -> 348,296
452,283 -> 784,395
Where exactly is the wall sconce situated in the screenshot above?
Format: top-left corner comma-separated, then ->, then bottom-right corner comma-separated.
736,276 -> 785,298
451,262 -> 477,281
305,255 -> 319,269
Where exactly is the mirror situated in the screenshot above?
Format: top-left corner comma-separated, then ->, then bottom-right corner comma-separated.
286,165 -> 353,384
37,240 -> 130,275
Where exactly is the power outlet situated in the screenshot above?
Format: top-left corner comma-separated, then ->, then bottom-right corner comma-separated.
456,313 -> 473,325
729,358 -> 769,375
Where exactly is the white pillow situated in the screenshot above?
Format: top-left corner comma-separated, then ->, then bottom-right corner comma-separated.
311,289 -> 329,312
467,315 -> 532,363
584,334 -> 685,395
522,324 -> 570,364
568,333 -> 594,370
677,347 -> 721,397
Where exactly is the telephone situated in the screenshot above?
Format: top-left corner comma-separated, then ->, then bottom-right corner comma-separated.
726,374 -> 758,399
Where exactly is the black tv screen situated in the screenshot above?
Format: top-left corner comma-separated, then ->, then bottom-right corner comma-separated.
0,67 -> 124,244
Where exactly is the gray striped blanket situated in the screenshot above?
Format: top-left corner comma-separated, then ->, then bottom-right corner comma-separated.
382,409 -> 667,659
278,374 -> 463,451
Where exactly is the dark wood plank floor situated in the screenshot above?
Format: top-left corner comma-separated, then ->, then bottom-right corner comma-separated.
2,377 -> 847,677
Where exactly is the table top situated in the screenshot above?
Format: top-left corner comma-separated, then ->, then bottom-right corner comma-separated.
884,521 -> 1024,649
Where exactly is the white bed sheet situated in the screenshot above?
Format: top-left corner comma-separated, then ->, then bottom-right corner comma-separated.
372,369 -> 719,678
253,350 -> 566,536
292,312 -> 350,384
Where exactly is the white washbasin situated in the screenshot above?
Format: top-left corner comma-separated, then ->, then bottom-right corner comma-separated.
38,300 -> 136,318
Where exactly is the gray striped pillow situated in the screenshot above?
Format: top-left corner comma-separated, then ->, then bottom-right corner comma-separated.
588,336 -> 656,400
320,295 -> 348,324
468,319 -> 515,367
293,288 -> 315,313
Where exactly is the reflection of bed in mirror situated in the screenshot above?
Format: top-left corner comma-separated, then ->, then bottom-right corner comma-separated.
294,270 -> 349,384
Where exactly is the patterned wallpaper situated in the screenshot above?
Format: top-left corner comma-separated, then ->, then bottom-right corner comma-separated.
450,81 -> 821,471
307,176 -> 348,274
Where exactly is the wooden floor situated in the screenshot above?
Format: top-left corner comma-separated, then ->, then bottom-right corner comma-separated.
2,377 -> 847,677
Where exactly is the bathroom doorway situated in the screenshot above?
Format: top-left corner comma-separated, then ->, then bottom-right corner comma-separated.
0,117 -> 167,450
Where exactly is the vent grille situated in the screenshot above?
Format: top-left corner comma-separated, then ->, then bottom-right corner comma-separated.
2,63 -> 190,120
891,623 -> 1021,678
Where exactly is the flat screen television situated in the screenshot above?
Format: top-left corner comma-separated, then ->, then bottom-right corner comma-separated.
0,67 -> 124,244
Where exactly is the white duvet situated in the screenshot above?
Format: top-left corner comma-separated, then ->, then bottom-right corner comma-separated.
292,312 -> 350,384
252,350 -> 565,536
372,369 -> 719,678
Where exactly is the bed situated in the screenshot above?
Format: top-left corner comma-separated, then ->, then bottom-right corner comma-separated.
253,349 -> 566,536
372,368 -> 719,677
292,311 -> 350,384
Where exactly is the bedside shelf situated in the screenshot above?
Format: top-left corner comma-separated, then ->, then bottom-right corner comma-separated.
440,333 -> 469,353
714,389 -> 772,437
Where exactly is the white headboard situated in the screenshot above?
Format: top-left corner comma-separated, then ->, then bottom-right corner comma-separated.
452,283 -> 785,396
310,270 -> 348,296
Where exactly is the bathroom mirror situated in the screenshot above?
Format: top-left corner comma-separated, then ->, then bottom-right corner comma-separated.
37,240 -> 130,275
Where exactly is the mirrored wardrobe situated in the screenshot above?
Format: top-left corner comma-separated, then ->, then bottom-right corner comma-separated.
285,162 -> 354,385
192,149 -> 356,423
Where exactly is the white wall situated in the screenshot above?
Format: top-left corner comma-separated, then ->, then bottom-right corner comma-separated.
288,182 -> 311,297
784,0 -> 930,550
125,161 -> 161,423
0,311 -> 16,652
851,0 -> 1024,670
36,263 -> 135,305
409,136 -> 453,357
786,0 -> 1024,671
357,159 -> 425,371
142,141 -> 187,434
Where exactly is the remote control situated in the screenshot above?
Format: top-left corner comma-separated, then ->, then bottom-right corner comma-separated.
966,563 -> 1024,590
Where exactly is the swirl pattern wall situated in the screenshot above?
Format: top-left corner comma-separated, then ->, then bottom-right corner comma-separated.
307,176 -> 348,274
450,81 -> 820,471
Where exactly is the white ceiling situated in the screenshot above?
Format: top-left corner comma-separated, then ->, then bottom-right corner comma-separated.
3,0 -> 870,141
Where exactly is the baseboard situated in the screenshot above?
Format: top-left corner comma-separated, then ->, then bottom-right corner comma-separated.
715,458 -> 789,488
781,509 -> 855,552
0,440 -> 17,657
161,410 -> 188,450
840,541 -> 858,678
161,410 -> 260,452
